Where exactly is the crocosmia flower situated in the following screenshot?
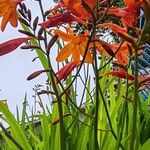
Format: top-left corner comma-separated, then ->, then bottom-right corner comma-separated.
60,0 -> 96,18
108,1 -> 141,27
54,29 -> 93,65
98,23 -> 135,44
39,12 -> 81,28
39,0 -> 95,29
110,42 -> 133,64
0,0 -> 21,31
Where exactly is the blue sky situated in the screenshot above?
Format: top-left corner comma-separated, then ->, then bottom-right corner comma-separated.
0,1 -> 54,114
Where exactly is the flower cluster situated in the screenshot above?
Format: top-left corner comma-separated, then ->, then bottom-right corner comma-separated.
0,0 -> 21,31
0,0 -> 150,85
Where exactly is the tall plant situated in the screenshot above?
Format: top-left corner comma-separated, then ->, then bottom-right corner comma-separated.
0,0 -> 150,150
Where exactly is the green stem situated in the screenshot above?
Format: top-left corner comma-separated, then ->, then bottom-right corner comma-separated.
130,20 -> 148,150
98,84 -> 124,150
59,28 -> 95,98
38,0 -> 47,48
47,54 -> 66,150
93,46 -> 99,150
130,44 -> 139,150
130,42 -> 139,150
116,69 -> 130,150
38,3 -> 65,146
115,100 -> 128,150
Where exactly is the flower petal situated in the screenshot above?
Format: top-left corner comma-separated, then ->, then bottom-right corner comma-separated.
79,42 -> 93,63
98,40 -> 115,57
72,45 -> 80,64
98,23 -> 135,44
9,7 -> 18,27
108,2 -> 141,27
1,10 -> 11,31
0,0 -> 20,31
56,43 -> 73,62
54,29 -> 73,41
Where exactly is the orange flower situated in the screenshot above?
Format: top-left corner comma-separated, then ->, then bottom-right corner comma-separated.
39,0 -> 95,29
60,0 -> 96,18
54,29 -> 93,65
39,12 -> 81,28
110,42 -> 132,64
98,23 -> 135,44
0,0 -> 21,31
92,40 -> 131,64
108,1 -> 141,27
91,39 -> 115,57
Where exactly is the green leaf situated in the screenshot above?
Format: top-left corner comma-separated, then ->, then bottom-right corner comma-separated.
138,139 -> 150,150
28,129 -> 43,149
41,115 -> 51,150
0,102 -> 32,150
1,132 -> 19,150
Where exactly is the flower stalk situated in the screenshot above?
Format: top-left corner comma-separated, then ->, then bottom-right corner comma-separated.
46,53 -> 66,150
130,18 -> 148,150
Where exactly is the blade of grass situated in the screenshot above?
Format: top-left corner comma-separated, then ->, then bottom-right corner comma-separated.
0,102 -> 32,150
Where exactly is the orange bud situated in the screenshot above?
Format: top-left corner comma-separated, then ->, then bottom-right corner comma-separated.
97,40 -> 115,57
98,23 -> 135,45
47,35 -> 58,53
112,61 -> 127,70
0,38 -> 29,56
27,69 -> 50,81
56,62 -> 77,83
100,70 -> 134,80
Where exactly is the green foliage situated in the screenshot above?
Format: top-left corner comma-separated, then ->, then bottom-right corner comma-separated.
1,0 -> 150,150
0,63 -> 150,150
